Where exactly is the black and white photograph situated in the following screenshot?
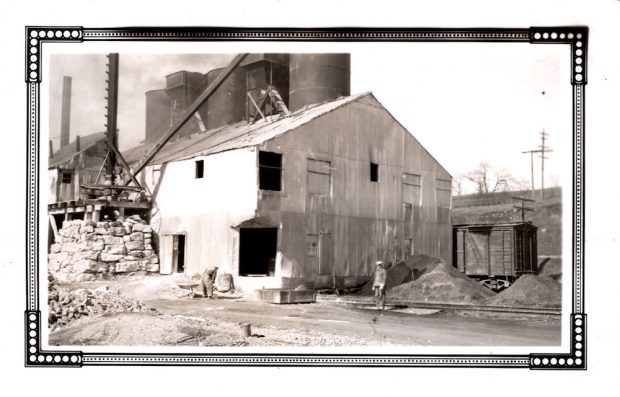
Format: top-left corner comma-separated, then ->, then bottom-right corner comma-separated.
1,1 -> 619,396
43,47 -> 569,350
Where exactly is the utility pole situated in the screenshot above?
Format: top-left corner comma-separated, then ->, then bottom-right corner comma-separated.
522,129 -> 552,200
521,149 -> 538,197
538,129 -> 552,200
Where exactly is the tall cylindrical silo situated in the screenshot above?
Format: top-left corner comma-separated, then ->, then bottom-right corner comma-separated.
145,89 -> 173,144
289,54 -> 350,112
205,67 -> 246,130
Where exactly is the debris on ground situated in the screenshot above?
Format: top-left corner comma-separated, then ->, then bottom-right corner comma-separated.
386,262 -> 496,304
48,274 -> 153,331
484,274 -> 561,308
538,257 -> 562,283
358,254 -> 444,295
48,311 -> 370,347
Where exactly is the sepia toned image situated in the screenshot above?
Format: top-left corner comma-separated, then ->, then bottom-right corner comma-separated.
43,46 -> 569,350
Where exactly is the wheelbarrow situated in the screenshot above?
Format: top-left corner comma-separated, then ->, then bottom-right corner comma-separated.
176,281 -> 200,298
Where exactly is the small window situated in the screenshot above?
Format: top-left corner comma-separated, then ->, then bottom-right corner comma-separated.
403,173 -> 422,206
370,162 -> 379,182
436,178 -> 452,208
259,151 -> 282,191
195,160 -> 204,179
308,159 -> 331,196
61,171 -> 72,184
306,234 -> 318,257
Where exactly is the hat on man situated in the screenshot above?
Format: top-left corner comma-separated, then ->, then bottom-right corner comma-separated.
375,261 -> 384,267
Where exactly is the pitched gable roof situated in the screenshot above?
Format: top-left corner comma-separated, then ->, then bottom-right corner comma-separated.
49,132 -> 106,168
126,92 -> 371,166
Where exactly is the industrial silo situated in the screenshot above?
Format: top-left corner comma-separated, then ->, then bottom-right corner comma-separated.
205,67 -> 246,130
145,89 -> 173,144
289,54 -> 350,112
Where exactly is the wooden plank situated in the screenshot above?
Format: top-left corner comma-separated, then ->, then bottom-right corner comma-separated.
48,214 -> 59,242
464,231 -> 489,276
159,234 -> 173,275
105,134 -> 142,188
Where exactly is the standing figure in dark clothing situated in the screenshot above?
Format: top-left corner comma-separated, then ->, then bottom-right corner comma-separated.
201,266 -> 218,299
373,261 -> 387,310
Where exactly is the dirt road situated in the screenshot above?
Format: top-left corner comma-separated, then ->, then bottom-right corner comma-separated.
49,276 -> 561,347
147,296 -> 560,346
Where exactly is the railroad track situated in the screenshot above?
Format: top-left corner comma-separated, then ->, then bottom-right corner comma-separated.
317,295 -> 561,316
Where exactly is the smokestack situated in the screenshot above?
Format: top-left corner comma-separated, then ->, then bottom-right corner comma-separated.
49,140 -> 53,159
75,135 -> 80,152
60,76 -> 72,148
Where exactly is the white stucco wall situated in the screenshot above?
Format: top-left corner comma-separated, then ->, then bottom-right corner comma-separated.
147,147 -> 259,275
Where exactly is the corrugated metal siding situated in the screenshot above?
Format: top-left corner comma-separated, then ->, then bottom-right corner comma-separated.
260,95 -> 451,281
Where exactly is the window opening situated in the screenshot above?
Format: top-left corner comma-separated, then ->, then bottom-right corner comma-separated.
61,171 -> 72,184
195,160 -> 204,179
370,162 -> 379,182
259,151 -> 282,191
239,228 -> 278,276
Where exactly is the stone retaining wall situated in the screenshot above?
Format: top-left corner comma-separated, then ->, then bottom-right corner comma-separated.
48,214 -> 159,281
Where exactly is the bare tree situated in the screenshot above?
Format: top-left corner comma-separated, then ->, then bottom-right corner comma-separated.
452,175 -> 464,196
464,162 -> 526,194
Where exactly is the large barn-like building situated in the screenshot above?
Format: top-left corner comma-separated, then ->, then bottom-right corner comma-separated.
51,53 -> 452,292
128,53 -> 452,291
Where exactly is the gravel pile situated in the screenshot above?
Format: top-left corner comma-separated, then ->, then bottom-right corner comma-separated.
48,274 -> 152,330
358,255 -> 444,295
387,262 -> 496,304
485,274 -> 561,308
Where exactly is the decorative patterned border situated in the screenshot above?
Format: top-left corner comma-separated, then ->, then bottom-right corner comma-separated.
24,26 -> 587,368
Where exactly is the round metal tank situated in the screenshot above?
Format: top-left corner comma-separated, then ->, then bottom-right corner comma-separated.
145,89 -> 173,144
289,54 -> 350,112
205,67 -> 246,130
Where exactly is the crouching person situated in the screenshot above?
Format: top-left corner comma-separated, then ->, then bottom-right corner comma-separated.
201,266 -> 219,299
373,261 -> 387,310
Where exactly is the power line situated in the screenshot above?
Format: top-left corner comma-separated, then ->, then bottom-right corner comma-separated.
522,129 -> 553,200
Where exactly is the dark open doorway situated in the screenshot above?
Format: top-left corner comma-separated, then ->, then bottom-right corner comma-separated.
173,234 -> 185,273
239,228 -> 277,276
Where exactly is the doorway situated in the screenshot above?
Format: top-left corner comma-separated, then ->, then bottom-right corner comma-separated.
239,228 -> 277,276
172,234 -> 185,273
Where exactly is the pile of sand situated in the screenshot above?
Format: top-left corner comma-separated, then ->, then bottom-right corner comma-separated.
358,255 -> 444,295
485,274 -> 561,308
387,262 -> 496,304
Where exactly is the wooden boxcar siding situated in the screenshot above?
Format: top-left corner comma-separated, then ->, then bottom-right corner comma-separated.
150,148 -> 258,275
260,95 -> 452,280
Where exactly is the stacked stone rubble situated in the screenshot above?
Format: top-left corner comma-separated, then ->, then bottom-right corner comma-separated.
48,274 -> 152,330
48,214 -> 159,281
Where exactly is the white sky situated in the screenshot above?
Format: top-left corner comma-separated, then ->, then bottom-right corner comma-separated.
48,43 -> 571,193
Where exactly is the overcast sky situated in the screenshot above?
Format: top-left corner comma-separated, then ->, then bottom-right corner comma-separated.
47,43 -> 571,193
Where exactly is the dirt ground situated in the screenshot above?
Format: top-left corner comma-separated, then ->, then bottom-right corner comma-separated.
48,274 -> 561,347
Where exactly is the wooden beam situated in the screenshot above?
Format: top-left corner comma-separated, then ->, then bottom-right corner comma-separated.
104,135 -> 142,188
48,214 -> 59,242
128,53 -> 248,181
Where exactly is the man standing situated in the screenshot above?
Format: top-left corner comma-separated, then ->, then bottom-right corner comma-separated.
373,261 -> 387,310
201,266 -> 219,299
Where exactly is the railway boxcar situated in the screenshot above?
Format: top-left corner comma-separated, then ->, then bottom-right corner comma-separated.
453,222 -> 538,290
